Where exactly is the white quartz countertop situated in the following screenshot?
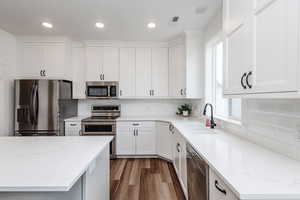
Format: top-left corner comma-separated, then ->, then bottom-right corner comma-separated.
117,116 -> 300,200
64,115 -> 89,122
0,136 -> 113,192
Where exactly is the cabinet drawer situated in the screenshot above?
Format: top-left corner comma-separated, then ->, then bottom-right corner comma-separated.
65,121 -> 81,129
117,121 -> 155,131
209,169 -> 238,200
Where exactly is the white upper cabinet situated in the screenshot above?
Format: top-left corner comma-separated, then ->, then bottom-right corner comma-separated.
224,17 -> 254,95
135,47 -> 152,97
151,47 -> 169,97
85,47 -> 102,81
223,0 -> 253,35
252,0 -> 298,94
72,44 -> 86,99
223,0 -> 299,97
169,32 -> 204,99
169,44 -> 186,98
102,47 -> 119,81
85,46 -> 119,82
22,45 -> 44,78
119,48 -> 136,97
20,39 -> 71,80
43,44 -> 66,78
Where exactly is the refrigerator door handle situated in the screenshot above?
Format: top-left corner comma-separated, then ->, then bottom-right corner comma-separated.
29,82 -> 35,125
35,83 -> 39,125
32,82 -> 39,125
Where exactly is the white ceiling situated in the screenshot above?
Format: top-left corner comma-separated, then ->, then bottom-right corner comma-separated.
0,0 -> 222,41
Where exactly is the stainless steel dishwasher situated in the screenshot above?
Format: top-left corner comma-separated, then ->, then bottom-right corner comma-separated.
186,143 -> 209,200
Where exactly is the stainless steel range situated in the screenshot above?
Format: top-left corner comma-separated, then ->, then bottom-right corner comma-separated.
81,105 -> 120,159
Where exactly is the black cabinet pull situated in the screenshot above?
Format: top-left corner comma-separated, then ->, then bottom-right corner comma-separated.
241,73 -> 247,89
246,71 -> 252,89
176,143 -> 181,152
215,180 -> 227,195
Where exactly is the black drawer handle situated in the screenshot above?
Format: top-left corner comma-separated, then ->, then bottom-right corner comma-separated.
246,71 -> 252,89
132,123 -> 140,126
241,73 -> 247,89
215,180 -> 226,195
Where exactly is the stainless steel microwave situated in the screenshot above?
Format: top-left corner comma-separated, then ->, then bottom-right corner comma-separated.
86,82 -> 119,99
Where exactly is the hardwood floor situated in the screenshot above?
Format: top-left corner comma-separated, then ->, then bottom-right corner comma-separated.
110,158 -> 186,200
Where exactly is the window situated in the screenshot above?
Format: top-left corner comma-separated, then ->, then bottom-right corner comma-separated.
205,37 -> 241,121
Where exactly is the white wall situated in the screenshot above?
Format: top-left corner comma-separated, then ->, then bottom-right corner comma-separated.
78,99 -> 199,117
0,28 -> 17,136
203,10 -> 300,160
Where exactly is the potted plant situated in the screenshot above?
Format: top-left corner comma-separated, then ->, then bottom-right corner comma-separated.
176,104 -> 192,117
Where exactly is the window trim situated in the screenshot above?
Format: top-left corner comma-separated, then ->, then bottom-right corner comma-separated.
205,33 -> 242,122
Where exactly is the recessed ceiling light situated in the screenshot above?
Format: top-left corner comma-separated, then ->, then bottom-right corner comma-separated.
41,22 -> 53,29
95,22 -> 105,29
147,22 -> 156,29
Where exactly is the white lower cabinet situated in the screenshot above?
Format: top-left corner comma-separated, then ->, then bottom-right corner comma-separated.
210,169 -> 239,200
116,121 -> 156,155
65,121 -> 81,136
172,127 -> 187,197
156,122 -> 173,160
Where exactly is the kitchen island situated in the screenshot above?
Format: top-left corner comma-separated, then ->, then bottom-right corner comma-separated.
0,136 -> 112,200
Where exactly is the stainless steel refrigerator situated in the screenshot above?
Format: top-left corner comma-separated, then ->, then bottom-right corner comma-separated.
14,80 -> 78,136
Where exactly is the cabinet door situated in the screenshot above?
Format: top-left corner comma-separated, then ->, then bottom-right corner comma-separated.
72,47 -> 86,99
44,44 -> 66,78
151,47 -> 169,97
22,45 -> 44,78
224,18 -> 253,95
116,127 -> 135,155
156,122 -> 173,160
86,47 -> 102,81
65,121 -> 81,136
223,0 -> 253,34
209,169 -> 238,200
135,48 -> 152,97
179,136 -> 187,194
119,48 -> 135,97
252,0 -> 298,93
102,47 -> 119,81
169,45 -> 186,98
135,124 -> 156,155
173,131 -> 181,175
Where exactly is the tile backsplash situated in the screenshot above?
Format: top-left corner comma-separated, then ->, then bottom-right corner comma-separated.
220,99 -> 300,161
78,99 -> 201,117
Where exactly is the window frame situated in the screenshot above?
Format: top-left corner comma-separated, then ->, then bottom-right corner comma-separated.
205,33 -> 241,122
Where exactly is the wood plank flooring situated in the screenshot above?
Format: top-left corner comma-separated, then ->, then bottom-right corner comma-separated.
110,158 -> 186,200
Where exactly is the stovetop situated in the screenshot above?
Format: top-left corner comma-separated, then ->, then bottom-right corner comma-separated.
82,116 -> 119,122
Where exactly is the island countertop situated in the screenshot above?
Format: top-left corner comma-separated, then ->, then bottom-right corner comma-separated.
0,136 -> 113,192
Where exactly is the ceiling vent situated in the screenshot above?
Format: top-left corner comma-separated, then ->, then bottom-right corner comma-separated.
172,16 -> 180,23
